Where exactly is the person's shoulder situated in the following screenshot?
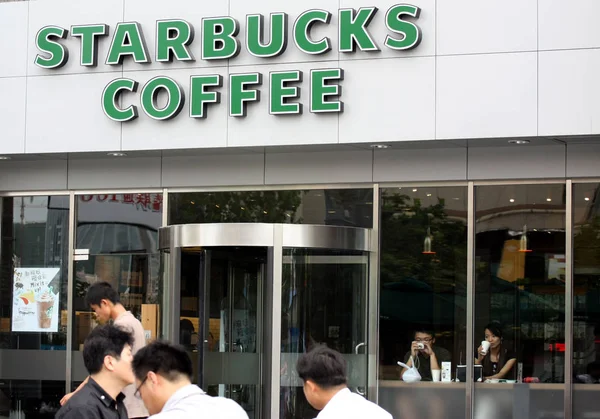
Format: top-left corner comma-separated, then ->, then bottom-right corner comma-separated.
435,346 -> 452,357
346,393 -> 393,418
213,396 -> 249,415
56,401 -> 98,419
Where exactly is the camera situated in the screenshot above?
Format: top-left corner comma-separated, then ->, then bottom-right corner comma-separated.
416,342 -> 425,350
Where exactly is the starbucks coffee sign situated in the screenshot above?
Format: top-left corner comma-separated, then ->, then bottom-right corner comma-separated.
34,5 -> 421,121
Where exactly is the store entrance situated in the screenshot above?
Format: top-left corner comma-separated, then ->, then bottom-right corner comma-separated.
158,223 -> 375,419
179,247 -> 265,419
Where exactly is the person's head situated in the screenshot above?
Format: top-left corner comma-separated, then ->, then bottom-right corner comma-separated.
296,346 -> 347,411
132,341 -> 193,415
414,328 -> 436,348
83,324 -> 134,387
484,323 -> 504,349
86,282 -> 120,323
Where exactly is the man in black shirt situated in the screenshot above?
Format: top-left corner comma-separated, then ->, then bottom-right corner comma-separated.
400,328 -> 452,382
56,324 -> 135,419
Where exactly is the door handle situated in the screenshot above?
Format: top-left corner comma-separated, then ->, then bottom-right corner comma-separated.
355,342 -> 367,396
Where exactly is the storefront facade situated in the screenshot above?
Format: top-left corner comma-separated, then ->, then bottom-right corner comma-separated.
1,0 -> 600,418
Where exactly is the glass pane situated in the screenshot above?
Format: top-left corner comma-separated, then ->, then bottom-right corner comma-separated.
474,184 -> 565,418
378,186 -> 467,417
280,248 -> 368,419
168,189 -> 373,228
0,196 -> 70,418
179,248 -> 264,419
573,183 -> 600,417
71,193 -> 162,385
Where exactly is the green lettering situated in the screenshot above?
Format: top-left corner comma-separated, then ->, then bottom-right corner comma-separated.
246,13 -> 287,58
141,76 -> 185,120
106,22 -> 150,65
384,4 -> 421,50
310,69 -> 343,113
202,17 -> 240,60
156,19 -> 195,62
34,26 -> 69,69
102,78 -> 138,122
71,24 -> 108,67
190,75 -> 222,119
293,10 -> 331,55
339,8 -> 379,52
229,73 -> 262,117
270,71 -> 302,115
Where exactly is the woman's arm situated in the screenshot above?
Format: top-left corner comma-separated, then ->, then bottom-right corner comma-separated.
486,358 -> 516,380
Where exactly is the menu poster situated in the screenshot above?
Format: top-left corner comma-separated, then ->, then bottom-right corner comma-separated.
12,268 -> 61,332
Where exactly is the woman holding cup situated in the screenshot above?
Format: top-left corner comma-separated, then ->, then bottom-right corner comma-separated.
475,323 -> 517,381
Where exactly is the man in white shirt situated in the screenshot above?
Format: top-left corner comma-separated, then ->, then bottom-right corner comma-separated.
296,346 -> 393,419
132,340 -> 249,419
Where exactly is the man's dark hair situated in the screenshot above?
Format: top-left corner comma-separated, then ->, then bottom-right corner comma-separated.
83,324 -> 134,375
414,328 -> 435,338
296,346 -> 347,388
85,281 -> 120,306
132,341 -> 193,382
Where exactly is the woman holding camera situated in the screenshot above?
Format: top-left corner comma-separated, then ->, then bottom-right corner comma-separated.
475,323 -> 517,380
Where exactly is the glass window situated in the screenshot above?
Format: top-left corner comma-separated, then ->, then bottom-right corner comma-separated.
573,183 -> 600,417
378,187 -> 467,418
168,189 -> 373,228
474,184 -> 565,418
71,194 -> 162,386
0,196 -> 70,418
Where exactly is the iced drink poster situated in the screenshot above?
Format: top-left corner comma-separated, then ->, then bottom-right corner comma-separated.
12,268 -> 61,332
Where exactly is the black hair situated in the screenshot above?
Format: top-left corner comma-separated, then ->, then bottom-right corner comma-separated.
83,324 -> 134,375
85,281 -> 120,306
132,341 -> 193,382
484,322 -> 503,339
414,328 -> 435,338
296,346 -> 347,389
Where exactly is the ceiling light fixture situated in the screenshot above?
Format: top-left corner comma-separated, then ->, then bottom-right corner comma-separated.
0,156 -> 11,160
509,198 -> 515,203
585,197 -> 590,201
370,144 -> 390,149
412,188 -> 418,192
508,139 -> 530,145
546,198 -> 552,202
107,152 -> 127,157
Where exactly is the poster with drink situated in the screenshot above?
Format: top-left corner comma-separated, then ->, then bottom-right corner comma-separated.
12,268 -> 61,332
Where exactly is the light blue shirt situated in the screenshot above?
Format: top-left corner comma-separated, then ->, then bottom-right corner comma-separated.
152,384 -> 248,419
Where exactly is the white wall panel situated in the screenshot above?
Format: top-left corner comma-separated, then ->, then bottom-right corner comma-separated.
436,52 -> 537,139
539,0 -> 600,50
121,67 -> 229,150
265,150 -> 372,184
0,77 -> 27,154
468,145 -> 565,180
227,62 -> 339,147
339,57 -> 435,143
26,72 -> 122,153
122,0 -> 228,72
67,157 -> 161,189
437,0 -> 537,55
0,2 -> 28,78
27,0 -> 124,76
539,49 -> 600,136
374,147 -> 466,181
0,160 -> 67,191
338,0 -> 435,60
230,0 -> 340,67
162,153 -> 265,187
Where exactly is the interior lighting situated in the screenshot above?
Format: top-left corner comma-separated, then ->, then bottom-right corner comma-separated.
508,139 -> 530,145
370,144 -> 390,149
0,156 -> 11,160
509,199 -> 515,203
519,225 -> 532,253
107,152 -> 127,157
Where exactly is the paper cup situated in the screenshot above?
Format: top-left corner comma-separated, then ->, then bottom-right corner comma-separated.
481,340 -> 491,355
432,369 -> 441,382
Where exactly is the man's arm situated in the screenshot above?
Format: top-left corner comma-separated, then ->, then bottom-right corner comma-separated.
60,376 -> 89,406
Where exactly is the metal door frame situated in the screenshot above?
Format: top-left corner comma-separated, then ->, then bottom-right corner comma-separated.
158,223 -> 373,419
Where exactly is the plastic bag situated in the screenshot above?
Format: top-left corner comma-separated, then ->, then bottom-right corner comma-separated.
398,356 -> 422,383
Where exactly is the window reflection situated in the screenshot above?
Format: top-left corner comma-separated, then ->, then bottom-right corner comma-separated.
378,187 -> 467,419
474,184 -> 565,419
168,189 -> 373,228
573,184 -> 600,416
0,196 -> 70,418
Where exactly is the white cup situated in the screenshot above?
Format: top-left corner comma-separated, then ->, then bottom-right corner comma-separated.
481,340 -> 491,355
432,369 -> 441,382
